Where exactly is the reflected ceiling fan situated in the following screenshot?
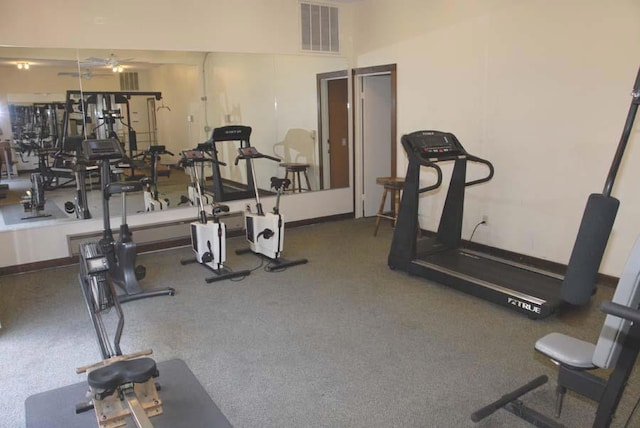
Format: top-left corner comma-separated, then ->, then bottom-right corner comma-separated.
57,69 -> 112,80
80,53 -> 134,71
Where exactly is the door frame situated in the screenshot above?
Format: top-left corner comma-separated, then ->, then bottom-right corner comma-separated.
317,69 -> 349,190
352,64 -> 397,218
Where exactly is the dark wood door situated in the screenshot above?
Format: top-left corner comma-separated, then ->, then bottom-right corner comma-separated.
328,78 -> 349,188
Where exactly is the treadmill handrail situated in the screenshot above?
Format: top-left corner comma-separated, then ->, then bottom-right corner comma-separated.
465,155 -> 494,186
417,159 -> 443,193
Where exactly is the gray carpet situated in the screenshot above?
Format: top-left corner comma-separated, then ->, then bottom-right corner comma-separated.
0,218 -> 638,427
1,202 -> 67,225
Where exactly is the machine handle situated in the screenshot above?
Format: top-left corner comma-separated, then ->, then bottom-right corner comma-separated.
235,153 -> 281,164
418,160 -> 443,193
465,155 -> 494,187
601,301 -> 640,324
262,154 -> 282,162
470,375 -> 548,422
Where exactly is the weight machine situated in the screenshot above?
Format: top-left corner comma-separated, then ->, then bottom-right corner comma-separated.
472,234 -> 640,428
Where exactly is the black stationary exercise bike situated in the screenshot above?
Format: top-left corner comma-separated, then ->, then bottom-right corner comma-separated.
82,138 -> 175,303
76,241 -> 163,427
141,145 -> 174,212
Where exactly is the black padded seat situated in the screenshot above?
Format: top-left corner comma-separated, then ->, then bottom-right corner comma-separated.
535,332 -> 597,369
88,358 -> 158,391
106,181 -> 143,195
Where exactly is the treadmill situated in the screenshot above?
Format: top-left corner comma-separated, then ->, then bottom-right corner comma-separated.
203,125 -> 256,202
388,126 -> 626,319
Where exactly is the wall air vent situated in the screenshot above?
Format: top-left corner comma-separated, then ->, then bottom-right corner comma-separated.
119,72 -> 139,91
300,2 -> 339,53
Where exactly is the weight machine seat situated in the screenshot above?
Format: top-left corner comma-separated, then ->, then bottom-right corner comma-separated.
105,181 -> 143,195
530,235 -> 640,419
88,357 -> 158,391
535,333 -> 597,369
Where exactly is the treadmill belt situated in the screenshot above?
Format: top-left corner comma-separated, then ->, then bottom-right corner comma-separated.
421,249 -> 563,303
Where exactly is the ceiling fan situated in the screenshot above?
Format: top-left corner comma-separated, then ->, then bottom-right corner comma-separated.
57,69 -> 112,80
80,53 -> 134,69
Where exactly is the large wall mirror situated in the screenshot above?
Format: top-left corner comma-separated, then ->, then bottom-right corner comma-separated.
0,47 -> 349,230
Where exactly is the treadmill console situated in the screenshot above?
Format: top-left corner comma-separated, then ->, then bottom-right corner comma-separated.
81,138 -> 125,161
238,146 -> 260,158
180,149 -> 207,162
403,130 -> 466,158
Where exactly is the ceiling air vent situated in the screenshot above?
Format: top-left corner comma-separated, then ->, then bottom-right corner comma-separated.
300,2 -> 339,53
119,72 -> 139,91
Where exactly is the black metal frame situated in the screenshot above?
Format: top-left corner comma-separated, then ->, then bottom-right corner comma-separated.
471,306 -> 640,428
205,125 -> 255,202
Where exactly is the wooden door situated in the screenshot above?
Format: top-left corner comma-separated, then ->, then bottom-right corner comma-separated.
328,78 -> 349,188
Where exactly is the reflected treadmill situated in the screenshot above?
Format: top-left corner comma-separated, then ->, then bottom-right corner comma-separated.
388,128 -> 627,319
203,125 -> 256,202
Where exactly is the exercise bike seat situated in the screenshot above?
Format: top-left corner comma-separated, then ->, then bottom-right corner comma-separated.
88,357 -> 159,391
105,181 -> 143,195
270,177 -> 290,191
212,204 -> 230,216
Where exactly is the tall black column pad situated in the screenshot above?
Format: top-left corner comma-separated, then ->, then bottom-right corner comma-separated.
437,158 -> 467,248
561,194 -> 619,305
388,160 -> 420,268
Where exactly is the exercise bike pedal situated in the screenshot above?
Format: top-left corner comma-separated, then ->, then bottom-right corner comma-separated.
75,400 -> 94,414
135,265 -> 146,280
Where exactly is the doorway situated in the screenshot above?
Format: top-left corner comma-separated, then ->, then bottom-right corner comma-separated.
353,64 -> 397,218
317,70 -> 349,190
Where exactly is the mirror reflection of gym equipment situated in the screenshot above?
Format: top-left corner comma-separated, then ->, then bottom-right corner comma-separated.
0,48 -> 351,234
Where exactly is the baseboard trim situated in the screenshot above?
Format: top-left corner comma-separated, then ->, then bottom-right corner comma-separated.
0,212 -> 355,276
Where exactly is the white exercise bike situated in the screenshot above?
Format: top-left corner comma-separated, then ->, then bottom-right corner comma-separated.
234,146 -> 308,271
179,149 -> 251,283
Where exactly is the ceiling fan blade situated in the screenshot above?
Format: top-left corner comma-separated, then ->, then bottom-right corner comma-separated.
83,56 -> 108,64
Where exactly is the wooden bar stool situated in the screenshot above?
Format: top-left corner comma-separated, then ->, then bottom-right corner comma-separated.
280,163 -> 311,193
374,176 -> 405,236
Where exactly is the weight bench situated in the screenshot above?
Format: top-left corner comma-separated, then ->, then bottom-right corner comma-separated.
472,235 -> 640,427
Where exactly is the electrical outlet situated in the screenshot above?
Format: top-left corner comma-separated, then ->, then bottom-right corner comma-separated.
481,215 -> 488,224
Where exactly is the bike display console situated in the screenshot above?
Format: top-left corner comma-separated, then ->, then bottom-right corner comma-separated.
81,138 -> 125,161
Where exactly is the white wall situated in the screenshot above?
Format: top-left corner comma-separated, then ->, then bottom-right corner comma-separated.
0,0 -> 355,57
352,0 -> 640,276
